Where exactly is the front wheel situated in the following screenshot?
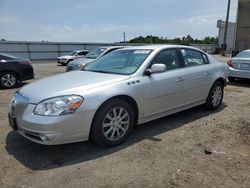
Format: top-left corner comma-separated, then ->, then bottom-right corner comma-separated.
91,99 -> 135,146
205,81 -> 224,111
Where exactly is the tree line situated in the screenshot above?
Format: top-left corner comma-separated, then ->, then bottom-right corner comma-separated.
129,35 -> 218,45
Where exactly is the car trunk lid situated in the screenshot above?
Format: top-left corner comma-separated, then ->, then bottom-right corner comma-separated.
232,58 -> 250,70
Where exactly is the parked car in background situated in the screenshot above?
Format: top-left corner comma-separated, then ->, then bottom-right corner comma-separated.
227,49 -> 250,82
0,53 -> 34,89
8,45 -> 228,146
57,50 -> 89,65
66,46 -> 124,71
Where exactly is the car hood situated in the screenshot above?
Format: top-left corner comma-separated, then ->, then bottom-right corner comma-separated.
19,71 -> 130,103
68,57 -> 94,66
58,55 -> 73,59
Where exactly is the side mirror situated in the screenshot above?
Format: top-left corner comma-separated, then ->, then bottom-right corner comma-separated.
150,64 -> 166,74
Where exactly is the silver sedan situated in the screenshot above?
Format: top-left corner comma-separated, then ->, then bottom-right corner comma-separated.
8,45 -> 229,146
227,49 -> 250,81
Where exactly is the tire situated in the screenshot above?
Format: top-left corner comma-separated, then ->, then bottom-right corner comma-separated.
0,71 -> 19,89
205,81 -> 224,111
91,99 -> 135,147
228,77 -> 235,82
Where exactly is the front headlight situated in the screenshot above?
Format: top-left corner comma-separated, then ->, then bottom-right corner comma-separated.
77,63 -> 85,69
34,95 -> 83,116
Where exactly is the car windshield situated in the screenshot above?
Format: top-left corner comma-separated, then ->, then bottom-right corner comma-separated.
84,49 -> 152,75
85,47 -> 107,59
0,53 -> 18,60
68,51 -> 77,56
235,51 -> 250,58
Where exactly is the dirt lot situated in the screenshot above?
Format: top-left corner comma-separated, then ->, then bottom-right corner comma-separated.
0,57 -> 250,188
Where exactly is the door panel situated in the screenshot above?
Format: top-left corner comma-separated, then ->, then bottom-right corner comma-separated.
143,49 -> 188,117
181,65 -> 213,103
179,49 -> 213,103
143,70 -> 188,117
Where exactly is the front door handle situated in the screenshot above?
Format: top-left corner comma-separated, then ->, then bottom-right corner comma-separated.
176,77 -> 184,83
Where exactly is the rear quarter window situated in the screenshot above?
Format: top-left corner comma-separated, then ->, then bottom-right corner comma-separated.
181,49 -> 209,67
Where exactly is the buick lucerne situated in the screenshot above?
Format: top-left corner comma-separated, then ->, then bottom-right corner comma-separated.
8,45 -> 229,146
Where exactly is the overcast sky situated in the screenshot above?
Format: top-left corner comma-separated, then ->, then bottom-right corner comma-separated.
0,0 -> 238,42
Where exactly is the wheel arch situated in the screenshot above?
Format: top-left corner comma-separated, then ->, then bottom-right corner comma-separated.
89,95 -> 139,139
214,77 -> 226,86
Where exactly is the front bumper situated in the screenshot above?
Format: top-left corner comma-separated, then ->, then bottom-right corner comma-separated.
229,67 -> 250,79
8,103 -> 95,145
57,59 -> 68,64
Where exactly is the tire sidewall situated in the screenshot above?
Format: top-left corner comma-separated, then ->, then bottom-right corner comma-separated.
92,99 -> 135,146
205,81 -> 224,110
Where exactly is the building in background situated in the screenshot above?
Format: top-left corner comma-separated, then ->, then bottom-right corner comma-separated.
217,20 -> 236,53
235,0 -> 250,51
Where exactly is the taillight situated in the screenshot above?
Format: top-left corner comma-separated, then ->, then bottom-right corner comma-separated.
227,59 -> 233,68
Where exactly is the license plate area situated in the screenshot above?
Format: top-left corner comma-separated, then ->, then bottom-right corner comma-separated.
8,114 -> 18,130
241,63 -> 250,69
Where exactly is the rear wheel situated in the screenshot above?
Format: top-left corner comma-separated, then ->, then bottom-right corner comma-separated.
0,71 -> 19,89
205,81 -> 224,110
91,99 -> 135,146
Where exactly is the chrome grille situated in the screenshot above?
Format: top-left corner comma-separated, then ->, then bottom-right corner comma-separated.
10,92 -> 29,117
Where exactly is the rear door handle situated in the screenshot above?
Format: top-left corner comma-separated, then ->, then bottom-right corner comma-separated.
176,77 -> 184,83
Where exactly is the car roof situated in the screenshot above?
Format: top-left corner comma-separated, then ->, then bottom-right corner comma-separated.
122,44 -> 201,51
97,46 -> 125,50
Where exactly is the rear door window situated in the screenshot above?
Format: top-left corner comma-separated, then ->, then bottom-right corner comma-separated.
181,49 -> 209,67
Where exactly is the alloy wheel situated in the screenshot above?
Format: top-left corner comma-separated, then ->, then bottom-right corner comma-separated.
212,85 -> 222,107
1,73 -> 17,88
102,107 -> 130,141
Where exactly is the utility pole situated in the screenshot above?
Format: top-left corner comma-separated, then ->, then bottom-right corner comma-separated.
222,0 -> 231,56
123,32 -> 126,43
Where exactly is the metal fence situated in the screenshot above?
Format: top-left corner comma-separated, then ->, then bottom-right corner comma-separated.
0,41 -> 219,60
190,44 -> 219,54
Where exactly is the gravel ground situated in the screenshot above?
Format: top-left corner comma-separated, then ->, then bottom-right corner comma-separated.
0,57 -> 250,188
